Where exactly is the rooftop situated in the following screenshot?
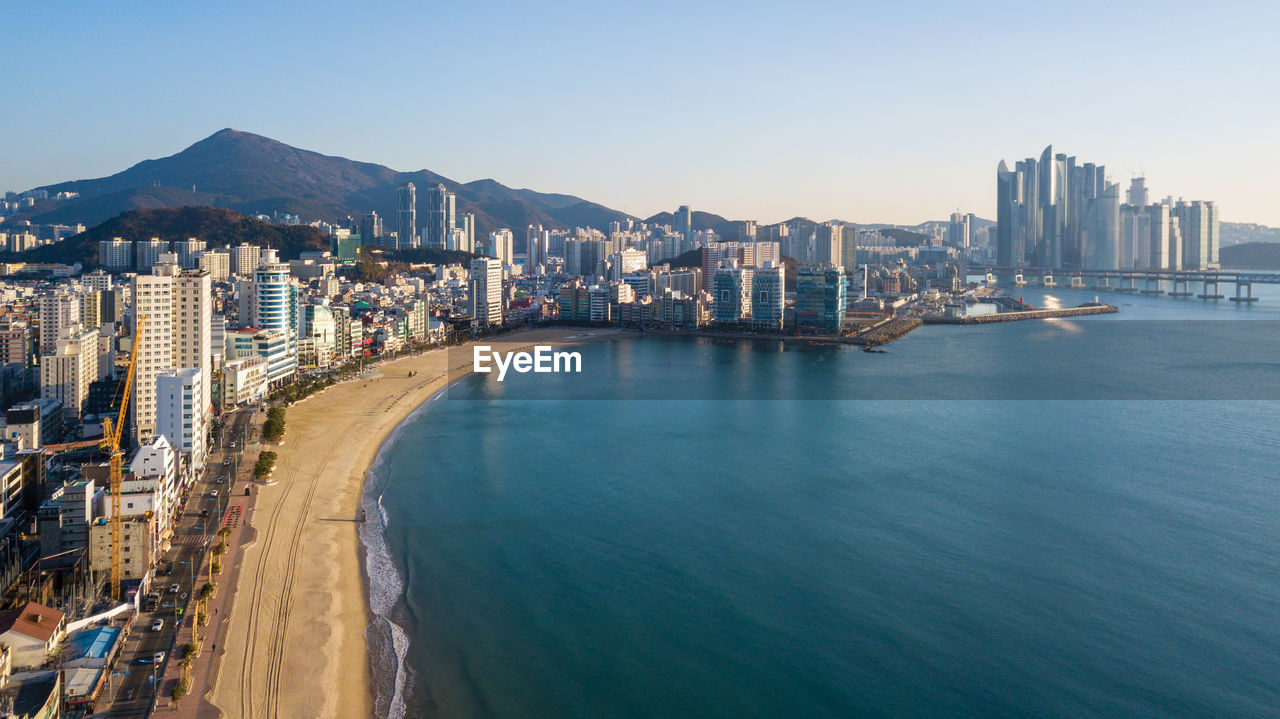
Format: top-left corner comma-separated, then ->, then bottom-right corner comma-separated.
0,602 -> 66,642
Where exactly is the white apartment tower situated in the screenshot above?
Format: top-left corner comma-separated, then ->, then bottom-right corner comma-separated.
38,292 -> 80,354
40,324 -> 100,420
469,258 -> 504,327
130,259 -> 214,444
157,367 -> 206,471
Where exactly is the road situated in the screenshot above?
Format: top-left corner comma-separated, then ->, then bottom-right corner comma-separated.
98,407 -> 256,718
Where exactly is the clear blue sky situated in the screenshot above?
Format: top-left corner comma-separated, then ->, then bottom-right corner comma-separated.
5,0 -> 1279,225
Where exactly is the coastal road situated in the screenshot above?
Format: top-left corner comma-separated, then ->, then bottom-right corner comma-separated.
99,408 -> 254,718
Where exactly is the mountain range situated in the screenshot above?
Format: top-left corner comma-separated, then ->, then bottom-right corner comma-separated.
8,129 -> 997,244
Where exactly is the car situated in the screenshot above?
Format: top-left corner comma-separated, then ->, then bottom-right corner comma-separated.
216,477 -> 224,484
223,459 -> 231,466
170,583 -> 180,593
208,491 -> 218,498
151,618 -> 164,631
200,509 -> 209,517
154,651 -> 166,664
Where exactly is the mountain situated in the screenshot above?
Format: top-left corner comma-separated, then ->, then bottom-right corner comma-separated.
1219,242 -> 1280,269
0,206 -> 330,266
18,129 -> 636,240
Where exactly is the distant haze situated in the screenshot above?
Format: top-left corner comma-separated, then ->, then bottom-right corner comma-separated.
5,1 -> 1280,226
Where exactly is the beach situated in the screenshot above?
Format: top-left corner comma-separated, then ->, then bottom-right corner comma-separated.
207,328 -> 621,719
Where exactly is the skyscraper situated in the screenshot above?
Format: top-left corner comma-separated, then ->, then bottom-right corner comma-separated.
360,211 -> 383,247
1173,200 -> 1219,269
997,146 -> 1110,269
423,183 -> 455,249
947,213 -> 971,249
674,205 -> 693,248
815,222 -> 843,267
397,182 -> 417,250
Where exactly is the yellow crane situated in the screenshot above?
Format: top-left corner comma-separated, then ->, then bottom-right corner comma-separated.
102,316 -> 144,600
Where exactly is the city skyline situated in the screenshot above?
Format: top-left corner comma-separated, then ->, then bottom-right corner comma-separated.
5,1 -> 1280,226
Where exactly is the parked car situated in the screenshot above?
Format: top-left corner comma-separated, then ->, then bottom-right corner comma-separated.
170,583 -> 180,593
151,618 -> 164,631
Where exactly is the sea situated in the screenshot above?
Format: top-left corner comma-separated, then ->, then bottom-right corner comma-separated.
361,278 -> 1280,719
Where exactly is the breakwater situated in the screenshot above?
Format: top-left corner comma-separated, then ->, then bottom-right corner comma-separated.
924,303 -> 1118,324
849,317 -> 924,346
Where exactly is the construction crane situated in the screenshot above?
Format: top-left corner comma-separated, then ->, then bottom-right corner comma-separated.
102,316 -> 144,601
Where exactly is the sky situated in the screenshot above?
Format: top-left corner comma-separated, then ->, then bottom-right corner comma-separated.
5,0 -> 1280,225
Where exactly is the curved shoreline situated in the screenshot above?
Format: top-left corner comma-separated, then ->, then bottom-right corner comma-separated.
207,328 -> 624,718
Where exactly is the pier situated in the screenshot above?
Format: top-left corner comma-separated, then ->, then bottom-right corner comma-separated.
923,303 -> 1118,324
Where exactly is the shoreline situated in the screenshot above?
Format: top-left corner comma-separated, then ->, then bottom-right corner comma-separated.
207,328 -> 626,719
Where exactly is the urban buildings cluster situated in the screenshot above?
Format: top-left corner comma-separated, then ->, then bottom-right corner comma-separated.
996,145 -> 1220,270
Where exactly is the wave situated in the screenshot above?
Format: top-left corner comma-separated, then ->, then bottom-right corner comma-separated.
359,376 -> 473,719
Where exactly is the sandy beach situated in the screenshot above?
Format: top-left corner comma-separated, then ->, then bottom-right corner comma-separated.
207,328 -> 622,718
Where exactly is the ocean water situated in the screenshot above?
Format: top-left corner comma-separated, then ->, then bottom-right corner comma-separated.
364,283 -> 1280,719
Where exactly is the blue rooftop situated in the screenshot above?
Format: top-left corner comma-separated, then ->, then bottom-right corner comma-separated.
66,625 -> 121,659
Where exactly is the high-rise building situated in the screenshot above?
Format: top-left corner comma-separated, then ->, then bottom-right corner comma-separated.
98,238 -> 132,270
947,213 -> 971,249
816,222 -> 843,267
157,367 -> 206,470
489,229 -> 515,266
130,258 -> 215,445
131,273 -> 175,443
1084,181 -> 1121,270
252,249 -> 298,383
713,262 -> 753,325
1127,177 -> 1149,207
470,258 -> 504,327
1174,200 -> 1219,270
360,211 -> 383,247
135,238 -> 169,271
527,224 -> 548,270
994,146 -> 1213,270
38,293 -> 80,354
174,238 -> 206,270
423,184 -> 455,249
397,182 -> 418,250
198,249 -> 232,281
608,248 -> 648,282
674,205 -> 694,249
231,243 -> 261,277
40,324 -> 99,421
752,261 -> 785,331
796,265 -> 847,334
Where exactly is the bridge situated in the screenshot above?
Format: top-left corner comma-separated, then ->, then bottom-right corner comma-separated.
979,267 -> 1280,302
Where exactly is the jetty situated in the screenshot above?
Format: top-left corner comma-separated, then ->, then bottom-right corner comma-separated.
923,302 -> 1118,324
